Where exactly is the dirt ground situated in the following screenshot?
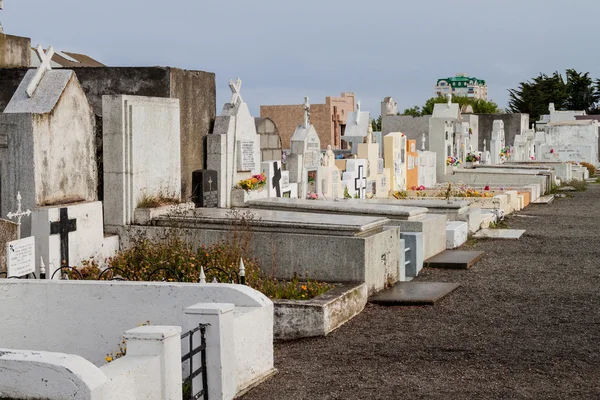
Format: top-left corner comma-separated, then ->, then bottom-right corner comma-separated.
241,184 -> 600,400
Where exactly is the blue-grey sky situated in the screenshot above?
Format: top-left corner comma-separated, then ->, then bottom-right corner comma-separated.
5,0 -> 600,116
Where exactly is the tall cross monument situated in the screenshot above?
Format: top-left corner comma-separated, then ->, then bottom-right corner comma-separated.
303,96 -> 310,128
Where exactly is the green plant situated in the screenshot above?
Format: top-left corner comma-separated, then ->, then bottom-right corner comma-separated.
344,186 -> 352,199
137,191 -> 180,208
595,177 -> 600,184
392,190 -> 408,199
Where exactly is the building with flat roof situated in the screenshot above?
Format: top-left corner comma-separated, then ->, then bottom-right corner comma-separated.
260,92 -> 355,149
435,74 -> 488,100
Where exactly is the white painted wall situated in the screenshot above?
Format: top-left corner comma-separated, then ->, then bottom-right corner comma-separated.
0,325 -> 184,400
103,95 -> 181,226
0,280 -> 274,394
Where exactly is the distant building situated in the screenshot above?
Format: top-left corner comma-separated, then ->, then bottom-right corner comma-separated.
435,74 -> 488,100
260,93 -> 355,150
31,48 -> 105,68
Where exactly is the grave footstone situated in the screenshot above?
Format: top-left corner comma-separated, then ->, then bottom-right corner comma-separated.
192,170 -> 219,208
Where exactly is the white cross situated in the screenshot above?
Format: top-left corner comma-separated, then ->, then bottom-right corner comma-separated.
355,100 -> 361,124
421,133 -> 427,151
26,45 -> 55,98
7,191 -> 31,239
303,96 -> 310,127
447,92 -> 453,106
229,77 -> 243,106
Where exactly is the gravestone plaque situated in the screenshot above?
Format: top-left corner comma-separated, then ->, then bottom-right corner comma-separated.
281,171 -> 290,189
192,170 -> 219,208
237,140 -> 255,171
7,236 -> 35,277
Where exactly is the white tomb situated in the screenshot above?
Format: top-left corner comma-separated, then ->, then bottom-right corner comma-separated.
535,120 -> 599,165
342,101 -> 371,154
207,78 -> 263,207
102,95 -> 181,226
489,120 -> 506,165
0,46 -> 97,236
383,132 -> 407,192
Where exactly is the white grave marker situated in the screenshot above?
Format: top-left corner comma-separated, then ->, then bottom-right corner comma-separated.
27,45 -> 55,98
7,236 -> 35,277
6,191 -> 31,239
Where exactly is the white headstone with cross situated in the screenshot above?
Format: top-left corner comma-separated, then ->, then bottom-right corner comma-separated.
7,192 -> 31,239
27,45 -> 55,98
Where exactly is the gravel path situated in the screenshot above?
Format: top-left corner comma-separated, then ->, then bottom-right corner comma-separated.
241,185 -> 600,400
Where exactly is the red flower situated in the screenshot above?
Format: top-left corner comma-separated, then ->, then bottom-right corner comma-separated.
484,185 -> 490,191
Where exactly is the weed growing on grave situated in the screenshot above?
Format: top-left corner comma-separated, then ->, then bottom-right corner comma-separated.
550,179 -> 588,193
70,210 -> 333,300
105,320 -> 151,363
595,177 -> 600,184
488,220 -> 509,229
137,190 -> 181,208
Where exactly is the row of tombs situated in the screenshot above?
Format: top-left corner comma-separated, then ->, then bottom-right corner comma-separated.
0,43 -> 597,399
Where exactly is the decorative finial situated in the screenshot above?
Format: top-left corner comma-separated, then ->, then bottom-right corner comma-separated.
199,266 -> 206,283
228,77 -> 243,106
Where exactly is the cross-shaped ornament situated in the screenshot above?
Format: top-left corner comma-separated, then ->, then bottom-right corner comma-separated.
229,77 -> 243,106
7,191 -> 31,239
207,176 -> 213,192
355,101 -> 361,124
354,165 -> 367,199
26,44 -> 55,98
303,96 -> 310,128
421,133 -> 427,151
50,208 -> 77,267
272,161 -> 282,197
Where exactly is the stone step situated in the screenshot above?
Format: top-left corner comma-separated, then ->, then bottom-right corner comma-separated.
369,282 -> 460,306
425,250 -> 485,270
532,195 -> 554,204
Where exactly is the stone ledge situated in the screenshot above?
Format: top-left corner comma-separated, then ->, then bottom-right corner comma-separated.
273,282 -> 367,341
133,202 -> 194,225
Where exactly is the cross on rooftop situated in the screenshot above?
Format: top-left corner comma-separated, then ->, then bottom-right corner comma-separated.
421,133 -> 427,151
447,93 -> 453,106
229,77 -> 243,106
303,96 -> 310,128
7,191 -> 31,239
26,45 -> 55,98
355,101 -> 361,124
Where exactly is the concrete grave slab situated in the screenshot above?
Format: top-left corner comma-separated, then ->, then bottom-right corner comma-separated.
369,282 -> 461,306
473,229 -> 526,239
425,250 -> 485,270
532,195 -> 554,204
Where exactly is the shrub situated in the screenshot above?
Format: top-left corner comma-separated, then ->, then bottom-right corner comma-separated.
580,162 -> 597,177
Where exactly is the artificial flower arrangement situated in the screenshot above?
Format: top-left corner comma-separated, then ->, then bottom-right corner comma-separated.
465,153 -> 481,163
411,185 -> 426,191
237,173 -> 267,192
307,192 -> 319,200
500,146 -> 511,160
468,127 -> 473,136
446,156 -> 460,166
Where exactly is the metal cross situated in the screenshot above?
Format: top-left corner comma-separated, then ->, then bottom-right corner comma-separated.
303,96 -> 310,127
7,191 -> 31,239
207,176 -> 213,192
229,77 -> 243,106
27,44 -> 55,98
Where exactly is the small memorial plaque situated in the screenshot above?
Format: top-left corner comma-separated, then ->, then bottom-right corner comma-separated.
281,171 -> 290,189
237,140 -> 255,171
192,170 -> 218,208
7,236 -> 35,277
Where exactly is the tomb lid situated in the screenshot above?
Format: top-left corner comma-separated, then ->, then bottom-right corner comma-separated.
154,207 -> 389,237
353,198 -> 471,210
4,69 -> 74,114
246,198 -> 428,220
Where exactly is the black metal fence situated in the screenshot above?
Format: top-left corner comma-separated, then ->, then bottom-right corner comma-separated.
181,324 -> 209,400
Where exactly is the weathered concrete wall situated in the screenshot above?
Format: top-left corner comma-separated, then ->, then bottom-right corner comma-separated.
0,33 -> 31,68
477,114 -> 529,150
382,115 -> 430,145
32,75 -> 97,206
0,67 -> 217,201
256,117 -> 283,162
0,219 -> 18,274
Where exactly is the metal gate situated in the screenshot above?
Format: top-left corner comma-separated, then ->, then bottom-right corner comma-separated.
181,324 -> 209,400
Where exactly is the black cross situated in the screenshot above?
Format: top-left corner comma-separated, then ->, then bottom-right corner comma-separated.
354,165 -> 367,198
272,161 -> 282,197
50,208 -> 77,267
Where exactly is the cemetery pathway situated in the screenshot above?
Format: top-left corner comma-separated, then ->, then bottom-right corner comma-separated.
241,184 -> 600,400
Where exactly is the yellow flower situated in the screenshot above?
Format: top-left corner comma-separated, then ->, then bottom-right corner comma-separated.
301,285 -> 307,291
105,356 -> 113,363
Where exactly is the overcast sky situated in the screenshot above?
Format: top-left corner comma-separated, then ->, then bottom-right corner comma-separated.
4,0 -> 600,116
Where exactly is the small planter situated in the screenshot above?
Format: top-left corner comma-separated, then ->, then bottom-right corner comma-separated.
465,161 -> 473,169
273,282 -> 367,340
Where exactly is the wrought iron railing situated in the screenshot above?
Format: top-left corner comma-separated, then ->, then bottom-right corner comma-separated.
181,324 -> 209,400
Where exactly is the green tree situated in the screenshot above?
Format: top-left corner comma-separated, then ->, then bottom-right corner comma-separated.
565,69 -> 598,113
371,115 -> 382,131
421,95 -> 502,115
508,71 -> 567,121
401,106 -> 422,117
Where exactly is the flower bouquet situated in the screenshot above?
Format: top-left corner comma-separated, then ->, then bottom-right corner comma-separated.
446,156 -> 460,167
500,147 -> 510,161
237,173 -> 267,192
